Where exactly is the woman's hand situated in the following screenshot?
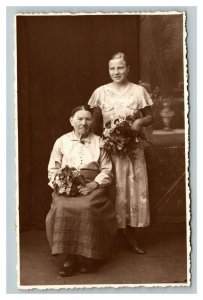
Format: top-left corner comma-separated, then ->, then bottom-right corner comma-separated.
130,119 -> 142,137
99,139 -> 106,149
77,181 -> 99,196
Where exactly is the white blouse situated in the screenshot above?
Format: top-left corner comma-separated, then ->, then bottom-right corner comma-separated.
48,131 -> 113,188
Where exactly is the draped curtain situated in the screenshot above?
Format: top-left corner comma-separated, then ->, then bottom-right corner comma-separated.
17,15 -> 140,230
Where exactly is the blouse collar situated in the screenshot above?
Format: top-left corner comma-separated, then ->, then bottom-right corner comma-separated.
69,131 -> 93,144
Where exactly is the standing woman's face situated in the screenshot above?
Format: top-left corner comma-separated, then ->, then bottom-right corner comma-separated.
70,110 -> 93,137
109,58 -> 130,84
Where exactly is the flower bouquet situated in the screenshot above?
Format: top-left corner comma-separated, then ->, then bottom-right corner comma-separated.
101,115 -> 151,155
53,165 -> 86,196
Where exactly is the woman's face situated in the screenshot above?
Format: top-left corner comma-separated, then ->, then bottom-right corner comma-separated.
109,58 -> 130,84
70,110 -> 93,137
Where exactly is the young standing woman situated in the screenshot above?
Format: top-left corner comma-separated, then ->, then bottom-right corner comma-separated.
88,52 -> 153,254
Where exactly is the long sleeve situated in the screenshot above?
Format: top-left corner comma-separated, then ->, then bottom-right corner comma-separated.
94,148 -> 113,187
92,107 -> 103,136
48,132 -> 113,189
47,138 -> 63,188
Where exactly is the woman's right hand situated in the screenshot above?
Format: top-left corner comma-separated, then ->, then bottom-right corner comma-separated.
77,181 -> 99,195
130,119 -> 142,137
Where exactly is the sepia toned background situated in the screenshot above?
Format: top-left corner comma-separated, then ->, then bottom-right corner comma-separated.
16,14 -> 186,232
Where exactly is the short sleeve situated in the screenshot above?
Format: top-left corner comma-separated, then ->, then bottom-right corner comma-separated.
88,87 -> 102,108
137,86 -> 153,109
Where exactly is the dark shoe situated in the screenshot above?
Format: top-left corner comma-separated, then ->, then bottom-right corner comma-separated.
80,266 -> 91,274
80,263 -> 101,273
126,237 -> 146,254
130,244 -> 146,254
59,265 -> 76,277
80,257 -> 104,273
59,257 -> 78,277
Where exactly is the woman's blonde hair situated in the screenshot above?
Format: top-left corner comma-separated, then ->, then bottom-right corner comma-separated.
110,52 -> 130,66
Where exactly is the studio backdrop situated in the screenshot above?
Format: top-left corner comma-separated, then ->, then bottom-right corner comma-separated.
17,13 -> 186,231
16,15 -> 140,230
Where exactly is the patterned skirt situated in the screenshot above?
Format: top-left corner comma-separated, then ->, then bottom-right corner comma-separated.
46,187 -> 117,259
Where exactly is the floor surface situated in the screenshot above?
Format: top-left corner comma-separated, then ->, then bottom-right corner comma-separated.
19,223 -> 188,288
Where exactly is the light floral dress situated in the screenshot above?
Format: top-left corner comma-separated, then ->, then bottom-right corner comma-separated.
88,82 -> 153,228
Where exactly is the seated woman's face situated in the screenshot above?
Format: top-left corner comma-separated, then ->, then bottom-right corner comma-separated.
70,110 -> 93,137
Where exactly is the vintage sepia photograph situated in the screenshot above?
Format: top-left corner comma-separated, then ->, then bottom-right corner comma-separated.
15,11 -> 190,289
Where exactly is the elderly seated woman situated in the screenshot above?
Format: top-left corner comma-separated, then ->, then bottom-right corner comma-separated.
46,105 -> 117,276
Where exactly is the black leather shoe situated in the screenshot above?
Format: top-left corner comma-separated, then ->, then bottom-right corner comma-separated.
130,244 -> 146,254
126,238 -> 146,254
80,263 -> 100,273
59,265 -> 76,277
59,258 -> 78,277
80,266 -> 90,273
80,258 -> 103,273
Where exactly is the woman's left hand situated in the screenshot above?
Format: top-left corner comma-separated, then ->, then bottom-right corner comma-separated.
77,181 -> 99,195
130,119 -> 142,137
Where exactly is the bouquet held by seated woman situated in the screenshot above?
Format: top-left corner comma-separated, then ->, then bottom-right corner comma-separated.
53,163 -> 86,197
